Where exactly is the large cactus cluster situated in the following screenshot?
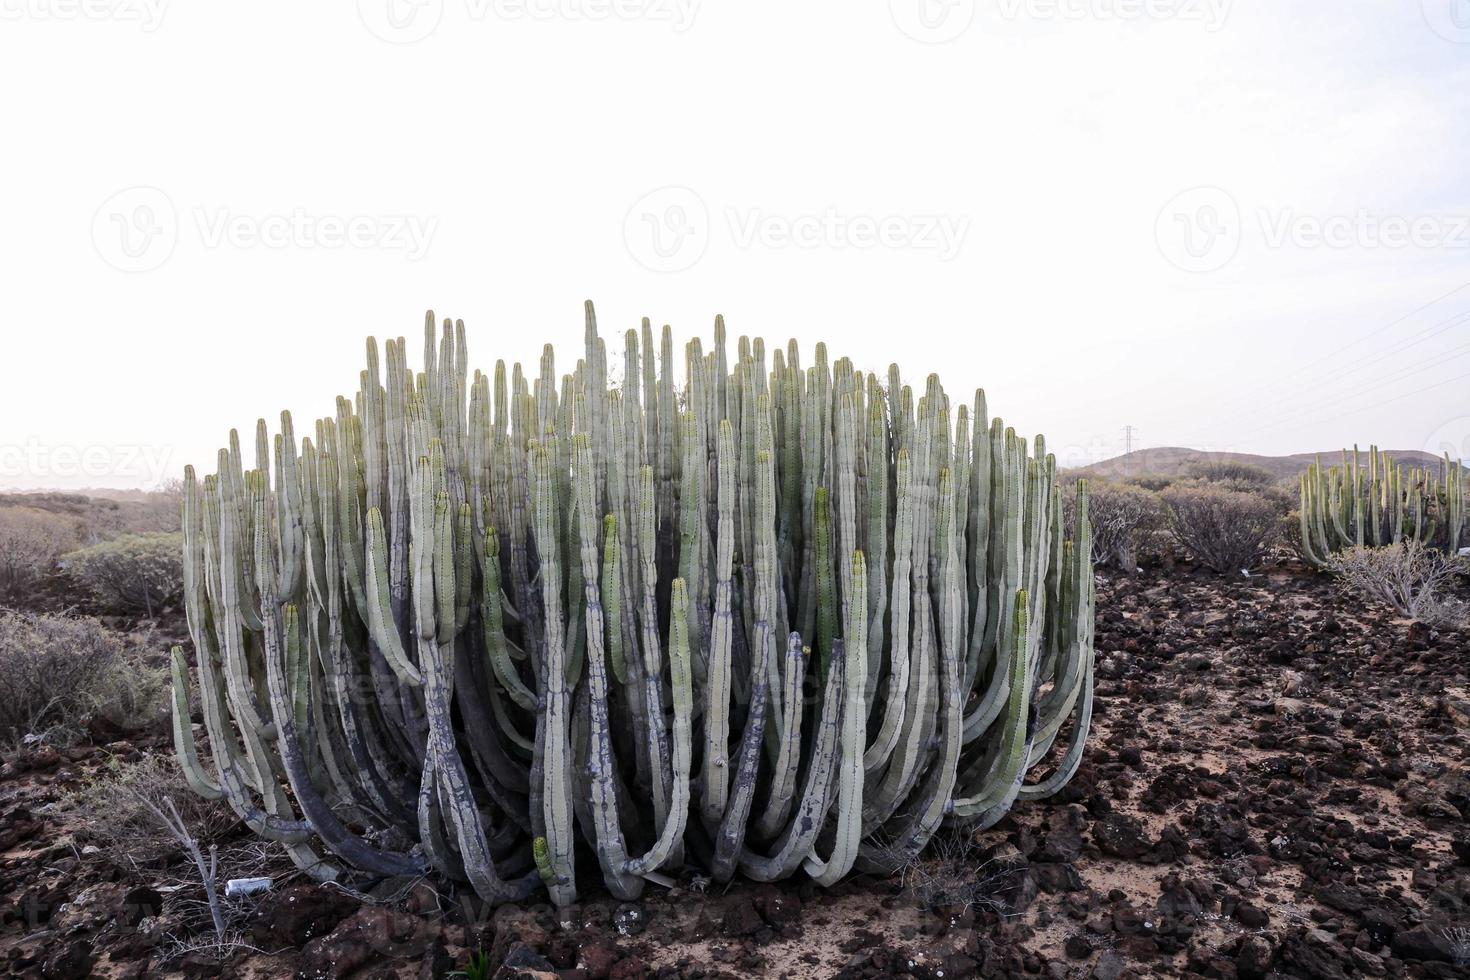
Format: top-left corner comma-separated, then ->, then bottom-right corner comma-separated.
1299,446 -> 1467,568
170,304 -> 1096,907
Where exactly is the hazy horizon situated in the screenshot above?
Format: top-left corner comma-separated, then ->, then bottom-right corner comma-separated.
5,2 -> 1470,490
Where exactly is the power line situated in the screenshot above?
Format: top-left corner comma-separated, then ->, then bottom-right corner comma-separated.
1242,279 -> 1470,397
1242,331 -> 1470,436
1244,364 -> 1470,440
1242,306 -> 1470,419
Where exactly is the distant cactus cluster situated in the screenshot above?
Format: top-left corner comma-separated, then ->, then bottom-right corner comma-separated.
170,304 -> 1096,906
1299,446 -> 1467,567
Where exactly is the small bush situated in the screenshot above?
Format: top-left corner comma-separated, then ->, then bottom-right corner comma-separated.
901,831 -> 1028,917
1185,460 -> 1276,489
1069,482 -> 1165,571
1326,541 -> 1468,626
1280,509 -> 1305,558
0,611 -> 167,744
1123,473 -> 1175,493
1162,484 -> 1282,574
0,507 -> 79,603
63,532 -> 183,617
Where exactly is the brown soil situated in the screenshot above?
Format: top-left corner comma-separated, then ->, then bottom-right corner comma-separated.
1,562 -> 1466,979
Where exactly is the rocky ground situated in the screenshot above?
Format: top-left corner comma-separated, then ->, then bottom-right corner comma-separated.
0,560 -> 1466,979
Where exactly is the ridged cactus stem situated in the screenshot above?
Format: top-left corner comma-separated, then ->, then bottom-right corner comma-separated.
702,422 -> 737,830
532,441 -> 576,905
803,550 -> 868,886
168,646 -> 222,801
813,487 -> 836,680
623,577 -> 694,877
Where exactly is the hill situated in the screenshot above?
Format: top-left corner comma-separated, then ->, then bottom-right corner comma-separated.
1071,446 -> 1457,484
0,489 -> 180,542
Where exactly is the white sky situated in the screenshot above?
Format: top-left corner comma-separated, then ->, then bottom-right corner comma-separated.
3,0 -> 1469,489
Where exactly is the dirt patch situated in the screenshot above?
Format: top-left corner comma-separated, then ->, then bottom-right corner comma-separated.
0,560 -> 1466,978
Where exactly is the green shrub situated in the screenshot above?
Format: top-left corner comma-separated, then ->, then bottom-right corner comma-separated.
0,611 -> 167,744
63,532 -> 183,617
0,507 -> 79,603
1123,473 -> 1176,493
1185,460 -> 1276,488
1162,484 -> 1282,574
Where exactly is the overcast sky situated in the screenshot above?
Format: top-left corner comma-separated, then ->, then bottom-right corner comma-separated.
2,1 -> 1468,489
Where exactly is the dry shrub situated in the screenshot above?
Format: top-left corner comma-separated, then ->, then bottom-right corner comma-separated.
1441,925 -> 1470,968
63,532 -> 183,617
900,831 -> 1028,917
1162,484 -> 1281,574
1068,481 -> 1165,571
1326,541 -> 1468,626
56,754 -> 278,958
0,507 -> 79,603
59,754 -> 235,867
0,611 -> 168,744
